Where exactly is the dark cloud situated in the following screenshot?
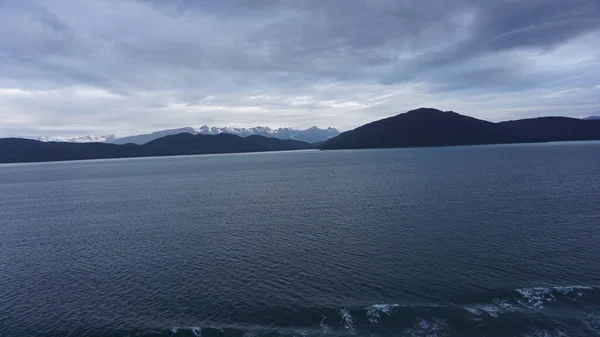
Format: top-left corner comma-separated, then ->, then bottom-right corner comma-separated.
0,0 -> 599,137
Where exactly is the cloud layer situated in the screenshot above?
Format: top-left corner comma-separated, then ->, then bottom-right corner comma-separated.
1,0 -> 599,137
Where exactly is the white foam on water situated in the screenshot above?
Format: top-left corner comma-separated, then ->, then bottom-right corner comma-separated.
554,285 -> 593,298
464,299 -> 515,319
494,299 -> 516,310
170,327 -> 201,336
366,304 -> 400,323
463,284 -> 594,321
404,318 -> 448,337
516,287 -> 555,309
474,304 -> 500,318
339,309 -> 356,335
320,316 -> 332,334
242,331 -> 257,337
516,285 -> 594,309
554,285 -> 593,291
463,307 -> 481,315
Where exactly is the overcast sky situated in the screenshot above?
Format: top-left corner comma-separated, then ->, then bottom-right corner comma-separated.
1,0 -> 599,137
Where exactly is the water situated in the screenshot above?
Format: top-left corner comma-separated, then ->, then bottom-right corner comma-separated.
1,143 -> 600,337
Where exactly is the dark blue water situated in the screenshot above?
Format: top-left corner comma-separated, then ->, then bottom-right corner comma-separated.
1,143 -> 600,337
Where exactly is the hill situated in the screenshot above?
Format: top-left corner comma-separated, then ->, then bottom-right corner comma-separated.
0,138 -> 154,163
145,133 -> 314,154
0,134 -> 314,164
321,108 -> 600,150
321,108 -> 523,150
499,117 -> 600,142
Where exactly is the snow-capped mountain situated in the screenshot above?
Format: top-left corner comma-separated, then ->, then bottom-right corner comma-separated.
111,126 -> 340,145
38,135 -> 117,143
194,125 -> 339,142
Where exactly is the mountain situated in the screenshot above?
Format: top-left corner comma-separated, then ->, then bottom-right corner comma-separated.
145,133 -> 313,154
110,126 -> 339,145
110,128 -> 197,145
499,117 -> 600,142
0,138 -> 153,163
11,109 -> 600,163
38,135 -> 117,143
583,116 -> 600,120
321,108 -> 522,149
321,108 -> 600,150
0,134 -> 314,164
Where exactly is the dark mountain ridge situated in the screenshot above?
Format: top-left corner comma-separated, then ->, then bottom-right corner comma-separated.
145,133 -> 314,155
0,134 -> 314,164
499,116 -> 600,142
0,138 -> 154,164
4,108 -> 600,163
321,108 -> 600,150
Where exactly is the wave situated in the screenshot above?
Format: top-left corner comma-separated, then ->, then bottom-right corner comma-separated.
461,285 -> 598,317
339,309 -> 355,335
8,285 -> 599,337
515,285 -> 593,309
181,286 -> 596,337
319,315 -> 331,334
161,286 -> 598,337
403,318 -> 448,337
365,303 -> 399,323
171,327 -> 202,336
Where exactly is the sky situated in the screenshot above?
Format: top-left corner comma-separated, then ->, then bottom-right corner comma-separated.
1,0 -> 600,138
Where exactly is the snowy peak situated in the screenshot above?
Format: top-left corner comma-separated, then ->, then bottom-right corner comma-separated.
192,126 -> 278,136
191,126 -> 340,143
110,126 -> 340,145
151,127 -> 196,135
38,135 -> 117,143
38,126 -> 340,145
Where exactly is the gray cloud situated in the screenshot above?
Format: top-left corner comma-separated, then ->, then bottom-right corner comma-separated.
408,0 -> 600,69
0,0 -> 599,138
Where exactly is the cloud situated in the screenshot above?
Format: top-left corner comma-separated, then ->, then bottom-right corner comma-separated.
0,0 -> 599,137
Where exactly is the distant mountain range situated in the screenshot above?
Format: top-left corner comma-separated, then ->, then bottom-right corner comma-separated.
583,116 -> 600,120
38,135 -> 118,143
1,134 -> 314,164
6,108 -> 600,164
320,108 -> 600,150
38,126 -> 340,145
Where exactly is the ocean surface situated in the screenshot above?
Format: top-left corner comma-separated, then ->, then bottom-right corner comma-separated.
1,142 -> 600,337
